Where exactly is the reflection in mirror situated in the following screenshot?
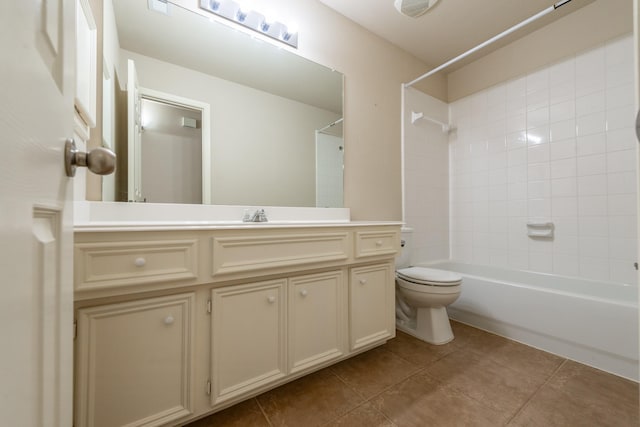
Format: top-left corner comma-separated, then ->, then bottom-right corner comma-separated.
102,0 -> 344,207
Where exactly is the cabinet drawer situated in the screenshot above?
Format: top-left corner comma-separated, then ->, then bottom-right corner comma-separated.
354,230 -> 399,258
75,239 -> 198,291
211,232 -> 349,276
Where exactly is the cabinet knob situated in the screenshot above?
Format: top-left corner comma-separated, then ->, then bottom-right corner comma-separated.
375,240 -> 383,246
164,315 -> 174,325
134,257 -> 146,267
300,289 -> 308,297
267,296 -> 276,304
359,278 -> 367,285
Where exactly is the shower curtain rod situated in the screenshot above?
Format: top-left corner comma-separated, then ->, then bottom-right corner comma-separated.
404,0 -> 573,88
317,117 -> 344,133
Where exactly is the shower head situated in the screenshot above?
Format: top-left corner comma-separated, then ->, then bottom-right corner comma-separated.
394,0 -> 440,18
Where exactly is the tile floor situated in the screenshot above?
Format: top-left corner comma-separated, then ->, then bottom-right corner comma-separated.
186,321 -> 639,426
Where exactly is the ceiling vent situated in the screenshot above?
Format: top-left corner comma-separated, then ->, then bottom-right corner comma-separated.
394,0 -> 440,18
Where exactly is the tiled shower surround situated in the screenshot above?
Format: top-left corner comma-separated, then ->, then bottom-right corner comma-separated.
407,35 -> 638,284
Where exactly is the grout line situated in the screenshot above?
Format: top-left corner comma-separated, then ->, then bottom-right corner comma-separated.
504,358 -> 569,425
253,397 -> 274,427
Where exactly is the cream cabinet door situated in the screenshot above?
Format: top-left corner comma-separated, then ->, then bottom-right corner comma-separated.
288,271 -> 345,374
211,279 -> 287,405
75,293 -> 195,427
349,263 -> 395,351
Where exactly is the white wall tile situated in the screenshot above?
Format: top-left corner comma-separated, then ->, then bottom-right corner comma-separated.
553,233 -> 579,255
577,174 -> 607,196
550,158 -> 577,179
606,104 -> 635,131
607,171 -> 637,195
576,90 -> 605,118
527,68 -> 549,93
606,128 -> 635,152
609,237 -> 637,261
441,36 -> 636,284
576,111 -> 606,136
529,251 -> 553,273
527,89 -> 549,112
578,195 -> 608,216
550,119 -> 576,141
578,216 -> 609,237
551,177 -> 577,197
552,197 -> 578,217
609,215 -> 638,238
528,198 -> 551,218
527,107 -> 549,129
608,194 -> 637,216
575,46 -> 606,96
577,154 -> 606,176
506,131 -> 528,150
609,259 -> 637,284
549,58 -> 575,86
550,139 -> 576,161
550,100 -> 575,123
606,83 -> 634,109
528,163 -> 551,181
528,143 -> 550,164
607,149 -> 636,173
550,82 -> 575,105
553,254 -> 580,276
528,180 -> 551,199
576,133 -> 606,157
579,257 -> 610,281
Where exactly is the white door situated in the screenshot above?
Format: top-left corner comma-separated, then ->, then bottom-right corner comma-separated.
0,1 -> 75,426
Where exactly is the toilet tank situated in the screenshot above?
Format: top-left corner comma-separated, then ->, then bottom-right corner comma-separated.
395,228 -> 413,269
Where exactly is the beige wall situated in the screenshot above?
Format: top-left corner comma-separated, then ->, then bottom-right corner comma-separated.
447,0 -> 633,101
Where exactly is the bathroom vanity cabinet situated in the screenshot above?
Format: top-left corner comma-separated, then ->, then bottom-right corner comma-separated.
73,223 -> 400,427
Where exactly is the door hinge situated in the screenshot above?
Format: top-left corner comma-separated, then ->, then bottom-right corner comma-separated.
73,320 -> 77,340
207,299 -> 212,314
206,380 -> 212,396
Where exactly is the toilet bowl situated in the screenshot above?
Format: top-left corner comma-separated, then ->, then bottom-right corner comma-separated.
395,266 -> 462,345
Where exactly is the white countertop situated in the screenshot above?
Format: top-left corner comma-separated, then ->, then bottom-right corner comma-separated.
74,201 -> 403,232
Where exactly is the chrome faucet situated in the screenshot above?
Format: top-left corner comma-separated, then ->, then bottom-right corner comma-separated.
243,208 -> 268,222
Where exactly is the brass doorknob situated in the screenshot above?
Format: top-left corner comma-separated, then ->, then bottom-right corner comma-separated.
64,138 -> 116,177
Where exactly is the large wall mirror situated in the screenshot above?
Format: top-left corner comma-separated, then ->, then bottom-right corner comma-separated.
101,0 -> 344,207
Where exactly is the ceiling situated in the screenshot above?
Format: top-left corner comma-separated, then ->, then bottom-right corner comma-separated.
316,0 -> 593,72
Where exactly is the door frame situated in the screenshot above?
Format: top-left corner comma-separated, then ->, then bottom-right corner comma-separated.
137,87 -> 212,204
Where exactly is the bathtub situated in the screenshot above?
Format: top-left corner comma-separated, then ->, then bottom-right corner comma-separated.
421,261 -> 639,381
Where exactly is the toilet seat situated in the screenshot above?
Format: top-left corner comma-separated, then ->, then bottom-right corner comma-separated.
396,267 -> 462,287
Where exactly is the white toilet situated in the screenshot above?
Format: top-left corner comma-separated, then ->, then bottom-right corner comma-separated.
395,231 -> 462,345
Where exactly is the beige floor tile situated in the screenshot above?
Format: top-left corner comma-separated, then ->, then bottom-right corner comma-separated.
424,348 -> 546,417
330,346 -> 422,399
451,321 -> 564,380
372,372 -> 508,427
326,402 -> 396,427
186,398 -> 269,427
384,330 -> 458,368
510,360 -> 639,427
256,368 -> 364,426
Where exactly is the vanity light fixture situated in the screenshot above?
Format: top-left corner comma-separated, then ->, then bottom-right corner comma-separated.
199,0 -> 299,48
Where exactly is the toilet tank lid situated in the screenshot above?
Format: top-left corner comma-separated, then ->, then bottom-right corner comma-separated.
397,267 -> 462,283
